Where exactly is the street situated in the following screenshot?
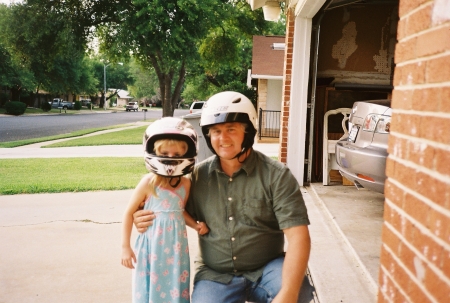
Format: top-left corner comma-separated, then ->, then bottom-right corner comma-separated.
0,109 -> 190,142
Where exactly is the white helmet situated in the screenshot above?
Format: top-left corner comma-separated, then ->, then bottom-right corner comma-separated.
200,91 -> 257,157
143,117 -> 197,177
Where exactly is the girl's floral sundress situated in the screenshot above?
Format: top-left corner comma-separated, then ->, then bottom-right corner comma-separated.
133,185 -> 190,303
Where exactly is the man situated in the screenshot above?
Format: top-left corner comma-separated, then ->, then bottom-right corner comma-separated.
134,91 -> 311,302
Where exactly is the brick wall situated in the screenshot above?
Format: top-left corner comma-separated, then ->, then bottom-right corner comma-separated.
378,0 -> 450,302
279,8 -> 295,163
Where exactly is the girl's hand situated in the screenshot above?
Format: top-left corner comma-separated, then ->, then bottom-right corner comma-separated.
197,222 -> 209,235
121,247 -> 136,269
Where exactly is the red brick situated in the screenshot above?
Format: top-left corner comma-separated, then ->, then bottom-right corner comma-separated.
402,217 -> 418,246
410,228 -> 441,265
383,202 -> 393,222
426,54 -> 450,83
388,113 -> 402,134
406,140 -> 435,170
395,288 -> 410,303
406,4 -> 432,36
398,0 -> 427,17
393,65 -> 403,86
403,193 -> 430,227
378,268 -> 395,302
395,38 -> 417,62
396,17 -> 408,42
385,204 -> 403,233
429,208 -> 450,241
399,241 -> 417,274
434,147 -> 450,176
392,161 -> 418,193
382,224 -> 402,254
405,61 -> 427,85
385,157 -> 396,178
415,172 -> 448,207
380,244 -> 397,276
408,278 -> 435,303
423,265 -> 450,302
392,89 -> 413,110
391,257 -> 412,296
391,113 -> 420,136
420,116 -> 450,145
411,88 -> 440,112
387,135 -> 405,159
386,178 -> 405,208
417,25 -> 450,57
440,87 -> 450,112
442,249 -> 450,280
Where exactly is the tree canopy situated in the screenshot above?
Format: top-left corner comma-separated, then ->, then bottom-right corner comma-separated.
0,0 -> 285,112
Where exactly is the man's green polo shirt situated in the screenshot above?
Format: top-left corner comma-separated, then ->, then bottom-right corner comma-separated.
186,149 -> 310,284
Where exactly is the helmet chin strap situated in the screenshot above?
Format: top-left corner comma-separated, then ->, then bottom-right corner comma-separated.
231,147 -> 248,163
169,176 -> 181,188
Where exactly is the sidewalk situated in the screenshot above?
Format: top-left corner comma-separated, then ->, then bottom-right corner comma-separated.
0,129 -> 381,302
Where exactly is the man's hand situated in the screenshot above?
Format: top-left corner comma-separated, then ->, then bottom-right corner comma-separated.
133,209 -> 156,233
196,222 -> 209,235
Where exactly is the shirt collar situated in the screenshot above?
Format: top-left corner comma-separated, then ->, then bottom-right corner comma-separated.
207,149 -> 257,176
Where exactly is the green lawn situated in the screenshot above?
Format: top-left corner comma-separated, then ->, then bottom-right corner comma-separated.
0,157 -> 147,195
0,123 -> 152,195
44,125 -> 148,147
0,123 -> 153,148
0,121 -> 278,195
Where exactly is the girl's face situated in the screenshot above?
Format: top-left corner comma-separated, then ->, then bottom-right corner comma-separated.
156,141 -> 187,158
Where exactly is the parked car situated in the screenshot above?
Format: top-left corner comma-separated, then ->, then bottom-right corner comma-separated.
335,100 -> 391,194
189,101 -> 205,113
51,98 -> 74,109
126,102 -> 139,112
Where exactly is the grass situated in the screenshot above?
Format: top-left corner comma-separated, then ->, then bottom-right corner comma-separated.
0,157 -> 147,195
0,123 -> 153,195
0,125 -> 133,148
44,125 -> 149,147
0,121 -> 278,195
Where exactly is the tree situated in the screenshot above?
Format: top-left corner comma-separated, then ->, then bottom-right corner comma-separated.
0,2 -> 98,104
183,1 -> 286,102
3,0 -> 284,113
0,4 -> 35,102
98,0 -> 226,116
127,59 -> 160,104
91,58 -> 133,108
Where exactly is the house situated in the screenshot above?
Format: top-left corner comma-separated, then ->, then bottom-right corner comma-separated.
115,90 -> 134,107
248,0 -> 450,302
249,35 -> 285,143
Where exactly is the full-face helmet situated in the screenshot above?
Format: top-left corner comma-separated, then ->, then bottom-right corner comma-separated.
143,117 -> 197,177
200,91 -> 257,157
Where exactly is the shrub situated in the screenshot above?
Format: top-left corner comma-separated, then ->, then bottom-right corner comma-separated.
4,101 -> 26,116
41,101 -> 51,112
86,102 -> 94,109
74,101 -> 82,110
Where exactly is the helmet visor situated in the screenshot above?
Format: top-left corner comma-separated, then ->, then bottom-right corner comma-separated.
200,112 -> 251,127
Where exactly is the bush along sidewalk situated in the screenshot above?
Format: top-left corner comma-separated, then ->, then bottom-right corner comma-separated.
4,101 -> 27,116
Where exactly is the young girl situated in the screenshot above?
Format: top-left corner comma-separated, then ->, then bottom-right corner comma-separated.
121,117 -> 209,303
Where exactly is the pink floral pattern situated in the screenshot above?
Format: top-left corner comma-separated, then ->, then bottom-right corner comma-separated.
132,185 -> 190,302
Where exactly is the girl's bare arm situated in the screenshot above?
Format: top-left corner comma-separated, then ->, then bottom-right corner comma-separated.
121,175 -> 151,268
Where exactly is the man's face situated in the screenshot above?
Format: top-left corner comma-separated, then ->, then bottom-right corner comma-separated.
209,122 -> 245,160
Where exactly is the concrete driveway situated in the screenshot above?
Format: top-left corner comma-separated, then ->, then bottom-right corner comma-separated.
0,190 -> 201,302
0,128 -> 384,302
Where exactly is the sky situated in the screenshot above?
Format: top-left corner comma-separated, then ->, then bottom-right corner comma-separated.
0,0 -> 22,5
